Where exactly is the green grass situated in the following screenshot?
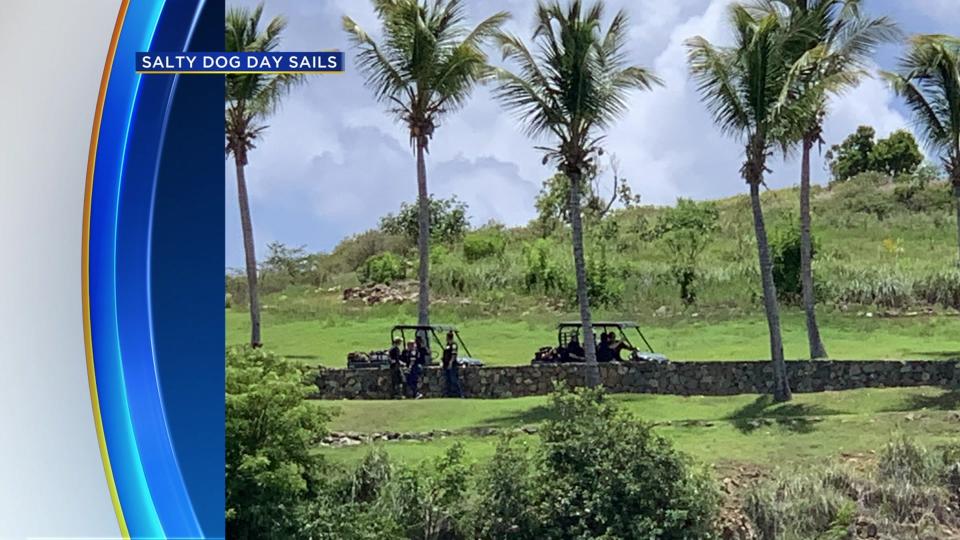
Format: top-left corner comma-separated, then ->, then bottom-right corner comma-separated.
317,386 -> 960,467
227,307 -> 960,367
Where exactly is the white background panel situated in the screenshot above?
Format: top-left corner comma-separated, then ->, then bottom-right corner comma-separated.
0,1 -> 124,538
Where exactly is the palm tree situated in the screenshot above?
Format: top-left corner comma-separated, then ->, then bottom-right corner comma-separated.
759,0 -> 899,359
491,0 -> 661,385
343,0 -> 509,327
687,5 -> 819,402
883,35 -> 960,262
225,3 -> 301,347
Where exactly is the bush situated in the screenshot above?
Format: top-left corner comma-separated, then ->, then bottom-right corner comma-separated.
226,346 -> 329,540
523,239 -> 571,298
463,228 -> 507,262
769,222 -> 818,303
330,229 -> 408,273
835,173 -> 896,221
914,268 -> 960,308
358,252 -> 406,285
744,437 -> 960,540
532,386 -> 719,539
473,436 -> 538,540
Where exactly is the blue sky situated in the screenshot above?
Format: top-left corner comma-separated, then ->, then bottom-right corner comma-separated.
226,0 -> 958,269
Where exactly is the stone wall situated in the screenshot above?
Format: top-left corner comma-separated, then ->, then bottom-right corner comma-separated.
311,360 -> 958,400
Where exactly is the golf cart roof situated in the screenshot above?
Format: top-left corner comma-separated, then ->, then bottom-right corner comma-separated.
557,321 -> 639,329
392,324 -> 459,332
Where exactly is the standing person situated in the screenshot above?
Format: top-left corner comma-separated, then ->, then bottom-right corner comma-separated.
406,338 -> 427,399
441,331 -> 464,398
388,337 -> 405,398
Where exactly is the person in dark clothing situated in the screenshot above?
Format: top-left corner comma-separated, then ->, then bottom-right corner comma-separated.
404,340 -> 423,398
608,332 -> 636,361
388,337 -> 405,398
566,335 -> 585,361
441,331 -> 464,398
597,332 -> 615,362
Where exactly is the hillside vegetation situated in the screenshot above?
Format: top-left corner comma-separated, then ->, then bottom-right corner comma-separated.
226,171 -> 960,366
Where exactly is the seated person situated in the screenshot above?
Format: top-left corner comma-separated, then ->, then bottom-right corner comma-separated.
597,332 -> 615,362
566,336 -> 585,361
607,332 -> 637,360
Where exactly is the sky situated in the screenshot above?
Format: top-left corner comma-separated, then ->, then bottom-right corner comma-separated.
225,0 -> 958,269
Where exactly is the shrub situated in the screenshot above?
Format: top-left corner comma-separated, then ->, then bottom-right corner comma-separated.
914,268 -> 960,308
744,437 -> 960,540
226,346 -> 329,540
769,222 -> 819,303
330,229 -> 408,272
523,239 -> 570,298
834,172 -> 896,221
463,228 -> 507,262
358,252 -> 406,285
745,470 -> 855,540
473,436 -> 538,540
532,386 -> 719,539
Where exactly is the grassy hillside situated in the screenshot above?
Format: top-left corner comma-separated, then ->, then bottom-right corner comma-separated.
226,172 -> 959,365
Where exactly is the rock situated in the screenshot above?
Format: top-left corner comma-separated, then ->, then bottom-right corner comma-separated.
654,305 -> 670,317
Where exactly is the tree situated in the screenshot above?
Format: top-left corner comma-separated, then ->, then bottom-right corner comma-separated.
871,129 -> 924,177
225,3 -> 300,346
826,125 -> 877,181
534,156 -> 640,235
379,195 -> 469,246
344,1 -> 509,327
491,1 -> 661,382
883,34 -> 960,262
226,346 -> 329,539
826,126 -> 923,182
687,5 -> 815,401
650,198 -> 720,306
760,0 -> 899,360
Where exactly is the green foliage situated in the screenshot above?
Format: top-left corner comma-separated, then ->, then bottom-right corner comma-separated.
473,436 -> 538,540
531,386 -> 719,539
833,172 -> 896,221
827,126 -> 924,182
263,242 -> 309,278
226,346 -> 328,539
826,125 -> 877,182
522,239 -> 570,298
769,221 -> 815,303
882,35 -> 960,185
651,198 -> 721,305
358,252 -> 406,285
871,130 -> 924,177
463,228 -> 507,262
380,196 -> 469,246
585,245 -> 623,308
745,436 -> 960,540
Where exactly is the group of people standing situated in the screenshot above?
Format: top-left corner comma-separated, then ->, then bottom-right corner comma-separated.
387,331 -> 465,399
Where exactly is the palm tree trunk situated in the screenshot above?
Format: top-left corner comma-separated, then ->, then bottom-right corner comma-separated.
416,137 -> 430,327
954,180 -> 960,264
800,135 -> 828,359
568,170 -> 599,386
234,157 -> 262,347
749,181 -> 791,402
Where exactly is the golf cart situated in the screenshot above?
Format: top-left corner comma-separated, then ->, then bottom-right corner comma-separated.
346,324 -> 485,369
531,321 -> 668,364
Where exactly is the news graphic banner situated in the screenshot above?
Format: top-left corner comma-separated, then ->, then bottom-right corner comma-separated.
2,0 -> 224,538
137,51 -> 345,73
